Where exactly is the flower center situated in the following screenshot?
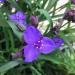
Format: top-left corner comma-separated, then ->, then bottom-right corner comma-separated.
33,37 -> 43,49
16,16 -> 20,20
33,40 -> 41,49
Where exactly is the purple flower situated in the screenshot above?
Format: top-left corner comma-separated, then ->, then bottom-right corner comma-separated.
30,16 -> 38,26
23,26 -> 55,62
63,10 -> 75,22
0,0 -> 5,2
71,0 -> 75,4
9,11 -> 27,28
52,36 -> 64,48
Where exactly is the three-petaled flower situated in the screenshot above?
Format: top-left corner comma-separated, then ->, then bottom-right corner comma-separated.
23,26 -> 56,62
9,11 -> 26,28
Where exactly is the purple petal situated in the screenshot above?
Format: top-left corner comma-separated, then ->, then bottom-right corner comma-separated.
39,37 -> 55,54
23,26 -> 42,44
18,20 -> 27,26
9,11 -> 26,23
23,45 -> 39,62
9,14 -> 17,23
16,11 -> 26,20
52,36 -> 64,48
0,0 -> 5,2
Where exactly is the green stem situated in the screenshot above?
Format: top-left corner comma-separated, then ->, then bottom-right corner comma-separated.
67,22 -> 71,29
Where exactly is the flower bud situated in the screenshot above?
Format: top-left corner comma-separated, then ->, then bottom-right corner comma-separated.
71,0 -> 75,4
63,10 -> 75,22
30,16 -> 38,27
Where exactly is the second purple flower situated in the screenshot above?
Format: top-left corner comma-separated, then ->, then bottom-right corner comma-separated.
9,11 -> 27,28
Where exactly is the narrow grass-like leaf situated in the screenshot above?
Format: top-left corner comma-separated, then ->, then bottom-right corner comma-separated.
0,61 -> 20,73
46,0 -> 58,11
7,21 -> 23,41
39,54 -> 63,65
37,9 -> 53,34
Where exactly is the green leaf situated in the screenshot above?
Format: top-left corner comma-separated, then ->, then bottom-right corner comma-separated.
7,21 -> 23,41
0,61 -> 20,73
23,0 -> 32,7
37,9 -> 53,34
41,0 -> 48,8
8,0 -> 21,10
0,12 -> 9,27
38,9 -> 52,23
46,0 -> 58,11
30,66 -> 42,75
39,54 -> 63,65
